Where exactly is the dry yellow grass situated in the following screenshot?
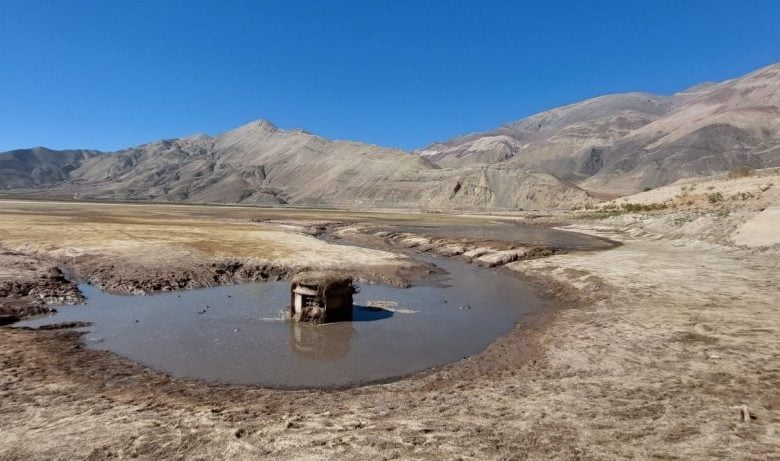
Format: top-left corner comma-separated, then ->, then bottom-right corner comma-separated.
0,200 -> 420,269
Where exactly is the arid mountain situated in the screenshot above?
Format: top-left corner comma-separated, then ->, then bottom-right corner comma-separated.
2,63 -> 778,207
0,147 -> 98,189
418,63 -> 780,194
0,121 -> 589,210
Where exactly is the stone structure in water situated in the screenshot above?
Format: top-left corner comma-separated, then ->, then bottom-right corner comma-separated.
290,272 -> 357,323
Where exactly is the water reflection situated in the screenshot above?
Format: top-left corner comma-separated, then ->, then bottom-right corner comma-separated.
289,321 -> 354,360
288,305 -> 392,360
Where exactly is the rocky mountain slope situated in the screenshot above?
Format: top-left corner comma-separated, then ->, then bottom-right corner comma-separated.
418,63 -> 780,194
1,62 -> 778,208
0,147 -> 98,189
0,121 -> 589,210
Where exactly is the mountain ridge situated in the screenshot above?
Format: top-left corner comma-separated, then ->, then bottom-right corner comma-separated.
2,62 -> 779,209
418,62 -> 780,194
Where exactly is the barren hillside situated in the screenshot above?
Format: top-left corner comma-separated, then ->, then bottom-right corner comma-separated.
0,121 -> 589,210
419,63 -> 780,194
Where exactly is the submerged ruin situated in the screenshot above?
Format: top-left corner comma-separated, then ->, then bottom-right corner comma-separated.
290,272 -> 357,323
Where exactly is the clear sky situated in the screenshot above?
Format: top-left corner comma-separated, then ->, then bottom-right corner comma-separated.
1,0 -> 779,152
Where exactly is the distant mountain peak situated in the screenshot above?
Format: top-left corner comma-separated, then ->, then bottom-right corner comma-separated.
222,119 -> 282,139
246,119 -> 279,131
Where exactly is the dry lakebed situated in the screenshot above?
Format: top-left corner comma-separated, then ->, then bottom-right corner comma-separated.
0,198 -> 778,459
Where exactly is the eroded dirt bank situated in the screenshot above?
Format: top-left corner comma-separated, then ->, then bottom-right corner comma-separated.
0,250 -> 82,324
1,200 -> 779,459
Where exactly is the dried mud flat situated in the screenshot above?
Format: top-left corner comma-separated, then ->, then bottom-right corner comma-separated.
1,199 -> 779,459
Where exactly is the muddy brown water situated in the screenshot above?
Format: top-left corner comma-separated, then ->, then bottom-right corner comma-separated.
376,222 -> 616,250
14,254 -> 545,388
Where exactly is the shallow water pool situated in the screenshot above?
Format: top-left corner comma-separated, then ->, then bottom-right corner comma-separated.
15,255 -> 542,388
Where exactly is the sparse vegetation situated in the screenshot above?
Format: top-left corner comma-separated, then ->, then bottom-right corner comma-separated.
672,214 -> 699,227
731,191 -> 755,201
576,201 -> 670,219
706,192 -> 724,204
574,209 -> 624,220
728,167 -> 754,179
621,202 -> 668,212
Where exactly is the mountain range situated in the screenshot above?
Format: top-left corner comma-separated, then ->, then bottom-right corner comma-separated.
2,62 -> 779,210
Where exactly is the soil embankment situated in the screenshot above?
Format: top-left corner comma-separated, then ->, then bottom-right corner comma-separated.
0,250 -> 82,324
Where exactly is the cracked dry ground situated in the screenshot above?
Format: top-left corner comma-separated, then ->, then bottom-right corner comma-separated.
0,230 -> 778,460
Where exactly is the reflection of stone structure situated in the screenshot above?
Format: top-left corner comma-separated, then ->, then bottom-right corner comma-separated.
289,322 -> 354,360
290,272 -> 357,323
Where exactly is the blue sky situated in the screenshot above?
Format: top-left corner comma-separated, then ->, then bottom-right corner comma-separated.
1,0 -> 779,152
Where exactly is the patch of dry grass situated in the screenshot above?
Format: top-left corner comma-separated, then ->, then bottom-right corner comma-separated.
0,200 -> 413,268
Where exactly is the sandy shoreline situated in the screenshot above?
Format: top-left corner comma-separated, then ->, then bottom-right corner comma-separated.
1,198 -> 779,459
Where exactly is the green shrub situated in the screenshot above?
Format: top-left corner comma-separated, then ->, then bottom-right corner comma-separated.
707,192 -> 724,203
